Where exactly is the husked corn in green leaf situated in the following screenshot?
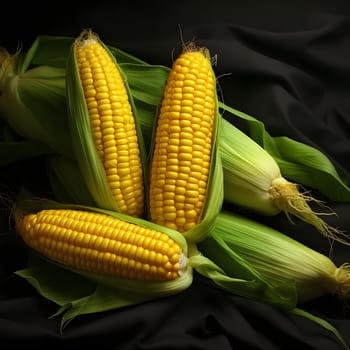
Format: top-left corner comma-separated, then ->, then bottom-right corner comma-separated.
68,29 -> 145,217
194,210 -> 350,348
149,44 -> 217,233
219,105 -> 349,246
198,210 -> 350,303
14,208 -> 187,281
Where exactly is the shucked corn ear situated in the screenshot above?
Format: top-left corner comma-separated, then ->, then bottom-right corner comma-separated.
13,200 -> 192,290
66,29 -> 146,217
149,42 -> 223,240
219,109 -> 349,246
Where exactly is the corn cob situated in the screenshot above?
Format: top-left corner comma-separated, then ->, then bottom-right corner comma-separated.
66,29 -> 145,217
14,207 -> 187,281
149,43 -> 217,233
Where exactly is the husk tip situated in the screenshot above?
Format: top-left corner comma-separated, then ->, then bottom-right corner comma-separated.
335,263 -> 350,299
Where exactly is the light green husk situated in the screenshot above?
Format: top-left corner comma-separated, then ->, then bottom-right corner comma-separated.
196,210 -> 350,349
45,154 -> 96,206
199,211 -> 350,303
219,115 -> 350,246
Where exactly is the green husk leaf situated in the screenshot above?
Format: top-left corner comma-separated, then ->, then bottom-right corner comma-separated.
189,246 -> 297,309
46,154 -> 96,206
119,63 -> 169,106
17,65 -> 73,156
15,252 -> 192,333
24,35 -> 146,70
0,140 -> 51,167
14,254 -> 151,333
107,44 -> 148,65
18,35 -> 74,71
272,137 -> 350,201
55,283 -> 150,333
292,308 -> 349,350
132,99 -> 158,151
15,254 -> 96,307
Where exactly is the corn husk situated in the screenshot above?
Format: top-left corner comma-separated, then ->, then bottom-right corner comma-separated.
45,154 -> 96,206
0,119 -> 51,166
195,210 -> 350,348
198,211 -> 350,302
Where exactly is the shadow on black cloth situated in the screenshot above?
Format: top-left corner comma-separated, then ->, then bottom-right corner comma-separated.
1,2 -> 350,349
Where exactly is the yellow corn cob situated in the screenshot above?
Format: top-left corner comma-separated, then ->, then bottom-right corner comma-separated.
74,30 -> 144,217
149,44 -> 216,233
14,208 -> 187,281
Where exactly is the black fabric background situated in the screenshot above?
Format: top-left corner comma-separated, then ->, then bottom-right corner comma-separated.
1,1 -> 350,349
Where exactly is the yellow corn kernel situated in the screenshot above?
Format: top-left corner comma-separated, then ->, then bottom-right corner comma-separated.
75,31 -> 144,218
15,208 -> 186,281
149,45 -> 216,233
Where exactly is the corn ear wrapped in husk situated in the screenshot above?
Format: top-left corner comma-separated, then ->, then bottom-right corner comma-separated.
195,210 -> 350,349
219,115 -> 349,246
0,47 -> 73,157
